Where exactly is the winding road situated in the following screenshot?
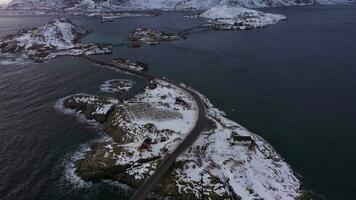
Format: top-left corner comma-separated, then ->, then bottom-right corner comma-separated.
81,54 -> 207,200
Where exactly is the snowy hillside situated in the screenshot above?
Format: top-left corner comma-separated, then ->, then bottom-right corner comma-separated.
2,0 -> 353,11
0,18 -> 111,62
200,5 -> 286,30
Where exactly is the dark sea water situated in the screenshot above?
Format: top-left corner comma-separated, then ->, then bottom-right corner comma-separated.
1,5 -> 356,200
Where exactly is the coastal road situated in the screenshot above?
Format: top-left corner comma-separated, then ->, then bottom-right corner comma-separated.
81,54 -> 207,200
130,79 -> 207,200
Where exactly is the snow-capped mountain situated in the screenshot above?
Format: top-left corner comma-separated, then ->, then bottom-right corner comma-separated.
3,0 -> 353,11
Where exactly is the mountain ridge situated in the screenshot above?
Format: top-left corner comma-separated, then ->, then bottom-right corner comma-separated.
2,0 -> 353,11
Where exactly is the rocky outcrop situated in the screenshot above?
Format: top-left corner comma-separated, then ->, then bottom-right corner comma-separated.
63,94 -> 119,123
75,143 -> 128,182
75,141 -> 161,185
128,28 -> 184,47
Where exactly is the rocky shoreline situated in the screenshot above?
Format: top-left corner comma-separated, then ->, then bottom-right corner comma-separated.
57,78 -> 306,199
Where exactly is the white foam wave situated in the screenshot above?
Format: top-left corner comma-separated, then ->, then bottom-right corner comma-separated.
100,79 -> 135,93
63,143 -> 93,188
63,135 -> 113,188
0,54 -> 29,66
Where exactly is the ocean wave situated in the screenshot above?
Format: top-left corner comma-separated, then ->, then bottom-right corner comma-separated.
63,143 -> 93,189
0,53 -> 29,66
100,79 -> 135,93
62,135 -> 112,189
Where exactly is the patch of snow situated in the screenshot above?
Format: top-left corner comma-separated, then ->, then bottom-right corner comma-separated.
128,80 -> 198,134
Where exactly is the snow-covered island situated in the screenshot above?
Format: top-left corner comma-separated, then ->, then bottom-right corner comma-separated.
57,79 -> 309,199
199,5 -> 286,30
0,18 -> 111,62
128,28 -> 184,47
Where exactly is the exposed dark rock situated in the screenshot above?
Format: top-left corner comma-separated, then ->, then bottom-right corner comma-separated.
144,123 -> 157,133
63,95 -> 118,123
75,144 -> 129,182
75,142 -> 161,185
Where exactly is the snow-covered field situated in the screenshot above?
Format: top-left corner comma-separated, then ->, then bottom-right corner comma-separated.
124,79 -> 198,134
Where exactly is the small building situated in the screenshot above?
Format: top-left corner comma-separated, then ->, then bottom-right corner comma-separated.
136,61 -> 148,71
175,97 -> 188,106
141,138 -> 152,149
148,82 -> 157,90
230,133 -> 255,147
